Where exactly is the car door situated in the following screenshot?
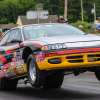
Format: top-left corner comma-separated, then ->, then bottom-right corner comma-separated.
0,28 -> 25,78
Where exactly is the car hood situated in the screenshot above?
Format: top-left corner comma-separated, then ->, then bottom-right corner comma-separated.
28,34 -> 100,49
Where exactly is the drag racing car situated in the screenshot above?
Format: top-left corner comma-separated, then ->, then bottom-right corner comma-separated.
0,23 -> 100,90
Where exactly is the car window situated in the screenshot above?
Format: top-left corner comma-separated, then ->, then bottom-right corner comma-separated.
23,24 -> 85,40
0,32 -> 10,46
23,29 -> 46,40
7,29 -> 22,43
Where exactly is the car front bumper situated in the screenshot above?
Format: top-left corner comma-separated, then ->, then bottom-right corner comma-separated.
36,48 -> 100,70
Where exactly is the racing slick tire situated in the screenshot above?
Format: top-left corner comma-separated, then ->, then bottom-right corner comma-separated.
0,79 -> 18,90
43,73 -> 64,88
95,70 -> 100,81
27,54 -> 45,88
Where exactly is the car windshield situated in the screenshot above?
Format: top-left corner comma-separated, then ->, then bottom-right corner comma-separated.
23,24 -> 86,40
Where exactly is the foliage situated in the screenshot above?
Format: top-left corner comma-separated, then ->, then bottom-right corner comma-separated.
71,20 -> 93,33
0,0 -> 100,24
8,22 -> 14,24
79,10 -> 89,21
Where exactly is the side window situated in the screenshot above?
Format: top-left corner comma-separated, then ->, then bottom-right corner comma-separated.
0,32 -> 10,46
7,29 -> 22,43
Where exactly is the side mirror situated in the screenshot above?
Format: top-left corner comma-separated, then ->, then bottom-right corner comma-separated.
10,39 -> 22,43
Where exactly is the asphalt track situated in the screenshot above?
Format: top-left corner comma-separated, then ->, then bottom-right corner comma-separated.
0,73 -> 100,100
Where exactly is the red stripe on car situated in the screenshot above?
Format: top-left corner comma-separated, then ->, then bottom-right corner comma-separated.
6,42 -> 42,54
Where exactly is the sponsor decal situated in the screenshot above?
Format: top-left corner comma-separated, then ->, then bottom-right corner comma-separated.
0,61 -> 2,65
7,69 -> 10,72
1,70 -> 5,77
35,52 -> 46,63
16,66 -> 25,73
12,56 -> 20,62
0,71 -> 1,78
11,62 -> 14,66
16,60 -> 24,66
17,67 -> 22,71
0,59 -> 25,78
20,49 -> 23,59
13,68 -> 18,72
3,69 -> 7,76
7,72 -> 16,77
0,66 -> 3,70
12,57 -> 17,62
13,52 -> 17,57
22,66 -> 25,72
10,68 -> 14,73
25,25 -> 41,30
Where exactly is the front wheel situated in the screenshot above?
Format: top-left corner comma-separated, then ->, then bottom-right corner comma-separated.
43,73 -> 64,88
27,54 -> 45,88
95,70 -> 100,81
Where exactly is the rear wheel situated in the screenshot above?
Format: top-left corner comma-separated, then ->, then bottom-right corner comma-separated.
0,79 -> 18,90
43,73 -> 64,88
27,54 -> 45,88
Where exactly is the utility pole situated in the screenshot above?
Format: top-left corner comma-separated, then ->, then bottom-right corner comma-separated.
64,0 -> 67,19
94,3 -> 96,21
94,3 -> 96,33
81,0 -> 83,22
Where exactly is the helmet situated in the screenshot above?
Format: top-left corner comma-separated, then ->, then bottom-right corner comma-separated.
64,19 -> 68,22
58,15 -> 64,20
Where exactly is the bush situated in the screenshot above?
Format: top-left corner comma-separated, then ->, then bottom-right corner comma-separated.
71,20 -> 93,33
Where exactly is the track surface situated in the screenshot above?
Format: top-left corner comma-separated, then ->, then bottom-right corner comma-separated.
0,73 -> 100,100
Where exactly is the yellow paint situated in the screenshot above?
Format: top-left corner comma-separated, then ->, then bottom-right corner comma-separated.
14,64 -> 27,78
9,63 -> 27,78
37,52 -> 100,70
18,24 -> 22,27
7,69 -> 10,72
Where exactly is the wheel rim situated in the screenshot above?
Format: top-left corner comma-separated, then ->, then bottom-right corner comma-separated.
29,60 -> 36,82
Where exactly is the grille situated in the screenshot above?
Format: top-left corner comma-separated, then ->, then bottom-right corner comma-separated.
66,55 -> 83,59
88,54 -> 100,58
87,54 -> 100,62
66,55 -> 83,63
66,54 -> 100,63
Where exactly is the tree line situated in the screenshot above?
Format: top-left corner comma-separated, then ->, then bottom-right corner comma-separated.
0,0 -> 100,24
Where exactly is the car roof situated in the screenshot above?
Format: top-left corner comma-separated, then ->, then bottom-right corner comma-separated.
11,23 -> 68,30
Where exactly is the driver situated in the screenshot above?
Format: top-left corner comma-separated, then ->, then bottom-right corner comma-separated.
0,29 -> 2,39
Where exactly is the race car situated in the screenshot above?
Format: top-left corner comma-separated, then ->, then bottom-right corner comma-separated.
0,23 -> 100,90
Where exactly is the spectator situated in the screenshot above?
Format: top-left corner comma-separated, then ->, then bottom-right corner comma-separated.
0,29 -> 2,39
98,25 -> 100,33
64,19 -> 68,24
79,25 -> 83,30
57,15 -> 64,23
78,25 -> 85,32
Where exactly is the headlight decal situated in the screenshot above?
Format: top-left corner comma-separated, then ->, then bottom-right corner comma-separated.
42,43 -> 67,50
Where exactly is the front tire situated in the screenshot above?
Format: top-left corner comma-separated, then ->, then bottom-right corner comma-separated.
43,73 -> 64,88
95,70 -> 100,81
27,54 -> 45,88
